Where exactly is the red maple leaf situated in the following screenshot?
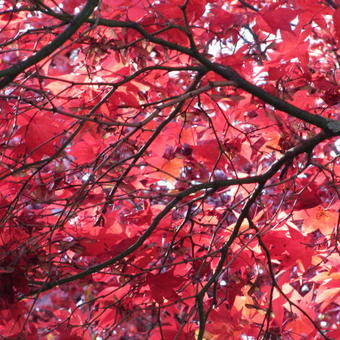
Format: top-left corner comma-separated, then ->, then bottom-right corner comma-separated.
147,269 -> 183,303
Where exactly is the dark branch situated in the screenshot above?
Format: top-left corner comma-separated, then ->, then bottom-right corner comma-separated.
195,131 -> 329,340
26,131 -> 329,296
238,0 -> 259,11
324,0 -> 338,9
30,12 -> 339,134
0,0 -> 98,89
88,19 -> 338,135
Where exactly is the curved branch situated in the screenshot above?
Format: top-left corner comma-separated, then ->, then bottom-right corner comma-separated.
0,0 -> 99,89
31,12 -> 339,134
25,131 -> 328,296
90,19 -> 339,135
195,132 -> 329,340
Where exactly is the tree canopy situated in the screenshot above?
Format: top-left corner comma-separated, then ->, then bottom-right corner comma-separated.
0,0 -> 339,339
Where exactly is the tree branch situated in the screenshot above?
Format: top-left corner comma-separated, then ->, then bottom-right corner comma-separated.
25,131 -> 328,296
195,131 -> 329,340
238,0 -> 259,11
31,12 -> 339,134
0,0 -> 98,89
324,0 -> 338,9
88,19 -> 339,135
248,218 -> 331,340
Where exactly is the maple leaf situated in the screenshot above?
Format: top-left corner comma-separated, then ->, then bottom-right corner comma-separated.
262,227 -> 314,269
269,29 -> 310,65
204,307 -> 243,340
147,269 -> 183,303
261,7 -> 298,33
293,207 -> 338,235
193,139 -> 226,167
292,183 -> 322,211
155,0 -> 205,23
15,114 -> 62,160
70,133 -> 101,164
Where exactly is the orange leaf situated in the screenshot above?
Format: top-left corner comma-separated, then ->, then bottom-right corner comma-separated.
294,207 -> 338,235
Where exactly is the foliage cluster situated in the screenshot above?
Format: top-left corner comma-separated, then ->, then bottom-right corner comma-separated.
0,0 -> 339,339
